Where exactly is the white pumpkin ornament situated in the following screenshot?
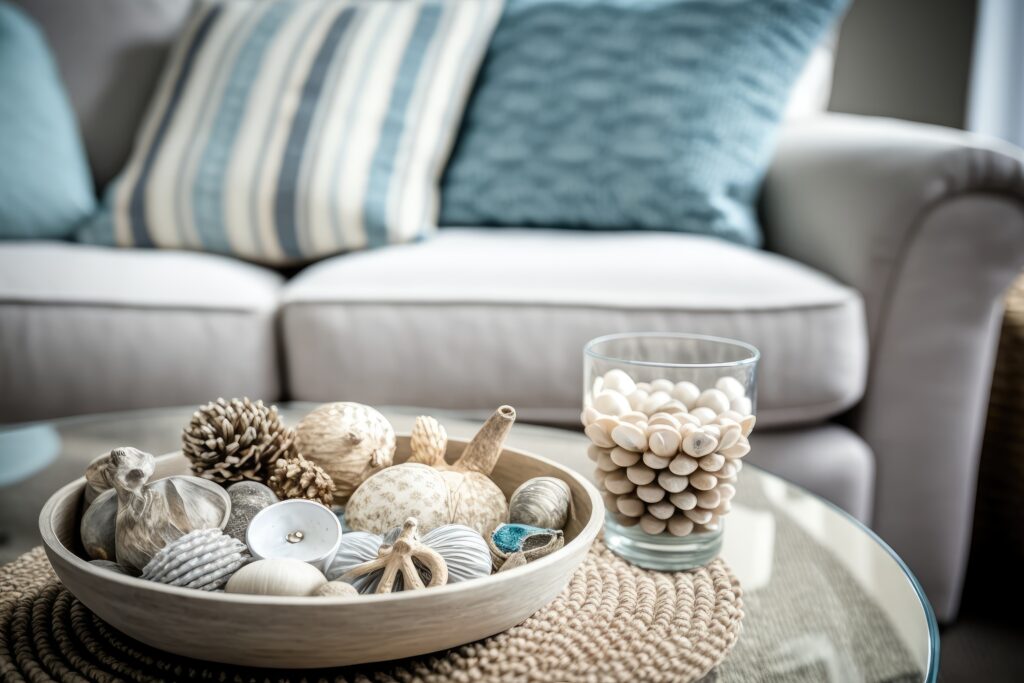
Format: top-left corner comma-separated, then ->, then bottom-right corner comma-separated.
345,406 -> 515,536
294,402 -> 396,505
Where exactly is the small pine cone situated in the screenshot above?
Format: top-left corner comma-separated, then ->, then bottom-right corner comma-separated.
268,454 -> 336,507
182,397 -> 295,485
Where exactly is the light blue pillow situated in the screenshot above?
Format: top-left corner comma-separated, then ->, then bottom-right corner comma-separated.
0,2 -> 96,239
441,0 -> 848,247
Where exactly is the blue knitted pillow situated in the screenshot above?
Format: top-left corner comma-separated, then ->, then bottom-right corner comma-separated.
441,0 -> 847,246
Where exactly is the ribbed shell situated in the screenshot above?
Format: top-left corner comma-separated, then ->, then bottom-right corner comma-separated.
508,477 -> 572,530
325,525 -> 491,593
141,529 -> 249,591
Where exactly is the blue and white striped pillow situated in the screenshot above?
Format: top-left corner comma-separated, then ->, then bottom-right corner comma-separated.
79,0 -> 503,264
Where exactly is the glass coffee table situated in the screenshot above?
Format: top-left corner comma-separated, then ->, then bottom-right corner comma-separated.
0,405 -> 938,682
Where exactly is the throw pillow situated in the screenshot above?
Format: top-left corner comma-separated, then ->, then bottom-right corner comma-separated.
79,0 -> 503,264
0,1 -> 96,240
440,0 -> 849,247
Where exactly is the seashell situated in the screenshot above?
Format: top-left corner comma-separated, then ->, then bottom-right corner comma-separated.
489,523 -> 564,573
604,470 -> 635,495
681,427 -> 718,457
717,422 -> 742,451
720,437 -> 751,459
635,382 -> 652,392
696,489 -> 722,509
509,476 -> 572,530
592,376 -> 604,396
596,449 -> 619,472
89,448 -> 231,572
609,447 -> 641,468
640,515 -> 667,535
689,472 -> 718,491
618,410 -> 648,425
648,412 -> 682,430
719,483 -> 737,501
669,491 -> 698,510
224,481 -> 278,542
580,406 -> 601,427
584,422 -> 615,448
639,391 -> 672,415
684,508 -> 714,524
246,499 -> 343,572
636,484 -> 665,503
602,369 -> 637,395
669,454 -> 699,476
642,451 -> 672,470
657,399 -> 690,415
225,558 -> 326,596
616,495 -> 645,518
646,425 -> 681,457
295,402 -> 396,505
626,389 -> 649,410
698,453 -> 726,472
690,407 -> 718,425
593,390 -> 630,416
672,381 -> 701,408
740,414 -> 756,437
316,580 -> 359,597
716,376 -> 747,401
142,528 -> 248,590
650,379 -> 675,394
715,410 -> 745,424
696,388 -> 730,415
657,471 -> 689,493
730,396 -> 753,416
668,515 -> 694,537
676,412 -> 703,427
646,500 -> 675,520
81,488 -> 118,561
625,463 -> 656,486
90,559 -> 132,575
611,422 -> 647,452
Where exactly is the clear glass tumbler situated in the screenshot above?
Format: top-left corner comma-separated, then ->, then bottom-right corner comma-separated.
583,333 -> 760,570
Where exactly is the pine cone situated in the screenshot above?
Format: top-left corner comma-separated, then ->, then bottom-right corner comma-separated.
182,397 -> 295,485
268,454 -> 336,507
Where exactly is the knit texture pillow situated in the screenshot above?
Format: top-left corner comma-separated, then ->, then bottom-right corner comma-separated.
440,0 -> 848,247
79,0 -> 503,264
0,1 -> 95,240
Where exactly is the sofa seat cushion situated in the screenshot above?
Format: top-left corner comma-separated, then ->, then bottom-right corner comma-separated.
282,228 -> 867,427
0,242 -> 283,422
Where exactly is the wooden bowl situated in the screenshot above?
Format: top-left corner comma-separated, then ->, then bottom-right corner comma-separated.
39,436 -> 603,668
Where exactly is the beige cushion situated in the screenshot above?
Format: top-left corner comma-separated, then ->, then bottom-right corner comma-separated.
282,228 -> 867,427
0,242 -> 283,422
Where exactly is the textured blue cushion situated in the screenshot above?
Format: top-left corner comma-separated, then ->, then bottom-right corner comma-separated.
441,0 -> 847,246
0,2 -> 95,239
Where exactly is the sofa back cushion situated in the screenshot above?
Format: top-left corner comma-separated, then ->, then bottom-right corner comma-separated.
440,0 -> 848,247
78,0 -> 503,265
13,0 -> 194,190
0,1 -> 96,239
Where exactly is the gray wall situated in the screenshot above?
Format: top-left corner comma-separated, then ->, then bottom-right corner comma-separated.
829,0 -> 978,130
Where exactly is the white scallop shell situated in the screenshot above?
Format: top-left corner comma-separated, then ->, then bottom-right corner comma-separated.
141,528 -> 249,591
225,558 -> 326,596
508,477 -> 572,530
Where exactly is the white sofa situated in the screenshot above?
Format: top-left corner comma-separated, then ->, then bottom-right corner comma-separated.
4,0 -> 1024,622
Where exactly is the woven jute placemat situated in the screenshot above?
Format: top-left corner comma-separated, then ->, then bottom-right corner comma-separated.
0,539 -> 742,683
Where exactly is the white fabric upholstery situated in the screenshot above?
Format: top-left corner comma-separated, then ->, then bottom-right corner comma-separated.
0,242 -> 283,422
764,113 -> 1024,621
282,228 -> 867,427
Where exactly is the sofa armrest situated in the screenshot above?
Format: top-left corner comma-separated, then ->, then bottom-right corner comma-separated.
762,113 -> 1024,621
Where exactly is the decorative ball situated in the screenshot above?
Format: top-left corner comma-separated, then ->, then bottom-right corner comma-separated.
224,481 -> 278,542
294,402 -> 396,505
225,558 -> 326,596
182,397 -> 295,485
315,581 -> 359,597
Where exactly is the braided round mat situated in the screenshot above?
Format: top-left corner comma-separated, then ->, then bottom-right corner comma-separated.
0,540 -> 742,683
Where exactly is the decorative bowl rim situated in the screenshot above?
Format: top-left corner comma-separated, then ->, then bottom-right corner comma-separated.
39,441 -> 604,605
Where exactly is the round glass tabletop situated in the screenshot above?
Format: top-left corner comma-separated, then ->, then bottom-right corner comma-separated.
0,404 -> 937,681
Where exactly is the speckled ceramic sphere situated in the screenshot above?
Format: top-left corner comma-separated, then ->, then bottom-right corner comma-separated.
345,463 -> 451,534
224,481 -> 278,542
